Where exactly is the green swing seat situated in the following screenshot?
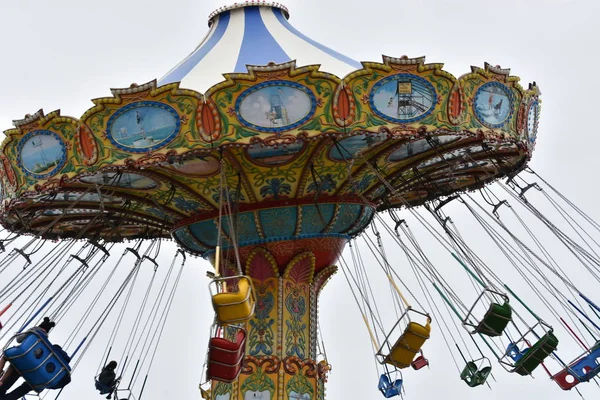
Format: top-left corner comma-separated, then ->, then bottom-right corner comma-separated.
513,331 -> 559,376
473,302 -> 512,337
460,362 -> 492,387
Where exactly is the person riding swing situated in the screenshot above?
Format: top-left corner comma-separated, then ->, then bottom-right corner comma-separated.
96,360 -> 119,399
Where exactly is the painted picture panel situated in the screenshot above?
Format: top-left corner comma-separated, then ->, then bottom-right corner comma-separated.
370,74 -> 437,123
237,81 -> 316,132
163,155 -> 220,176
247,140 -> 305,166
474,82 -> 513,128
80,172 -> 158,190
388,135 -> 461,162
329,132 -> 387,161
18,130 -> 66,179
417,145 -> 485,169
57,192 -> 123,204
106,101 -> 180,152
527,100 -> 540,146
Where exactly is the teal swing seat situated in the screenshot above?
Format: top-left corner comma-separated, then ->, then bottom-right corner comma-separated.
473,302 -> 512,337
511,331 -> 559,376
460,361 -> 492,387
463,289 -> 512,337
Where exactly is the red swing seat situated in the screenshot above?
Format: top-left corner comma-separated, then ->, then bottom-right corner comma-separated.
207,329 -> 246,382
411,350 -> 429,370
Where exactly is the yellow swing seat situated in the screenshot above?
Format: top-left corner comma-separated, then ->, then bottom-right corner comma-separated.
385,321 -> 432,368
210,275 -> 256,324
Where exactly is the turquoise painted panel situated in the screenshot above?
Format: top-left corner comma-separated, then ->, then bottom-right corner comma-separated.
259,206 -> 297,238
330,203 -> 362,233
189,219 -> 219,246
221,212 -> 260,245
300,204 -> 335,234
347,206 -> 375,236
172,227 -> 208,253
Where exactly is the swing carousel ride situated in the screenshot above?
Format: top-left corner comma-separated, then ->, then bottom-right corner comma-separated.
1,2 -> 599,399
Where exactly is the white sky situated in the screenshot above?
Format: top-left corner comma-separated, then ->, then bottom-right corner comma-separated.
1,0 -> 600,399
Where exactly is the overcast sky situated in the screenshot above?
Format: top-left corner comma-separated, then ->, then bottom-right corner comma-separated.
1,0 -> 600,399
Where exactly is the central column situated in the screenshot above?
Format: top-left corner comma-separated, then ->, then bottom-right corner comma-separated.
210,242 -> 342,400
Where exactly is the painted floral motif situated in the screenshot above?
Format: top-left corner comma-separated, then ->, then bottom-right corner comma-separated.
174,196 -> 201,212
241,367 -> 275,400
248,285 -> 276,356
259,207 -> 297,238
146,207 -> 173,222
260,178 -> 292,200
306,173 -> 336,194
349,174 -> 375,194
211,187 -> 246,204
213,382 -> 232,400
286,372 -> 314,400
285,288 -> 307,359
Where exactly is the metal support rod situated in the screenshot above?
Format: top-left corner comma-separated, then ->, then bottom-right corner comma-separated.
215,245 -> 221,276
504,284 -> 540,321
580,293 -> 600,315
560,317 -> 589,351
579,318 -> 598,342
362,314 -> 380,351
568,300 -> 600,332
128,359 -> 140,389
432,282 -> 499,359
19,297 -> 53,333
70,336 -> 87,359
0,303 -> 12,318
451,252 -> 486,288
138,375 -> 149,400
386,274 -> 410,309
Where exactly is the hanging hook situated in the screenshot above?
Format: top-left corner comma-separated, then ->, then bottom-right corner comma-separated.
492,199 -> 509,218
70,255 -> 90,271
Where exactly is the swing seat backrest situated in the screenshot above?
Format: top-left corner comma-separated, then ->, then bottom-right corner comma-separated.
474,302 -> 512,337
513,331 -> 559,376
385,321 -> 431,369
506,342 -> 528,362
460,362 -> 491,387
209,329 -> 246,365
570,346 -> 600,382
95,378 -> 118,394
411,353 -> 429,370
211,277 -> 256,324
378,374 -> 403,398
207,329 -> 247,383
552,345 -> 600,391
3,331 -> 71,392
552,365 -> 582,391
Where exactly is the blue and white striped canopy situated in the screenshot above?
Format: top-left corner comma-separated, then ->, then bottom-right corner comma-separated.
159,2 -> 361,93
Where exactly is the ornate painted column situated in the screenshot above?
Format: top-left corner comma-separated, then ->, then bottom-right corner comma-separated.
175,199 -> 375,400
209,243 -> 342,400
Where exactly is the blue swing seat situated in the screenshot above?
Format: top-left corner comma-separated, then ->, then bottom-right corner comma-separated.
570,344 -> 600,382
506,342 -> 528,362
553,342 -> 600,390
3,329 -> 71,392
378,374 -> 403,398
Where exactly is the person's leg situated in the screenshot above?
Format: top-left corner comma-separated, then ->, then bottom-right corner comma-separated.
0,371 -> 19,397
0,382 -> 33,400
0,366 -> 16,387
0,356 -> 6,372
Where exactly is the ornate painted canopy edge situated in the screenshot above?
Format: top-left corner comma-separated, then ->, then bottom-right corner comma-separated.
0,56 -> 541,242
